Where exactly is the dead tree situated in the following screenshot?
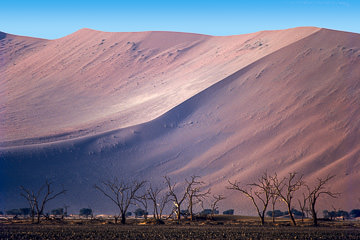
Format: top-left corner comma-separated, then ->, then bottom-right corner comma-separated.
147,184 -> 170,220
271,172 -> 304,226
305,175 -> 339,226
228,172 -> 272,225
20,188 -> 36,223
297,193 -> 307,223
210,194 -> 226,219
95,178 -> 146,224
20,180 -> 66,223
135,193 -> 149,220
185,176 -> 210,221
270,187 -> 279,223
164,176 -> 188,222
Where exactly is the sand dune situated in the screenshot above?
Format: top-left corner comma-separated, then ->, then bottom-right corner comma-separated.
0,27 -> 318,144
1,27 -> 360,215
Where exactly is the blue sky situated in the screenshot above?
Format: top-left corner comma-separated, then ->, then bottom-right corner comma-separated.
1,0 -> 359,39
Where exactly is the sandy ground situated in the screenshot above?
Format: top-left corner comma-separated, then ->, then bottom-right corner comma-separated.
1,217 -> 360,240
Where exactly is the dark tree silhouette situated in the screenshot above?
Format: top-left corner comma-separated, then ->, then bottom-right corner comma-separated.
269,184 -> 280,223
20,180 -> 66,223
305,175 -> 339,226
135,192 -> 149,220
228,172 -> 272,225
350,209 -> 360,218
210,194 -> 225,219
164,176 -> 188,222
271,172 -> 303,226
185,176 -> 210,221
297,193 -> 307,222
147,184 -> 170,220
79,208 -> 93,218
95,178 -> 146,224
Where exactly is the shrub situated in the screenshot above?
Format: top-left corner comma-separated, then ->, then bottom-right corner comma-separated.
79,208 -> 93,218
336,210 -> 349,218
51,208 -> 64,216
266,210 -> 284,217
350,209 -> 360,218
6,209 -> 21,215
200,209 -> 219,216
134,208 -> 147,218
180,209 -> 190,217
20,208 -> 31,216
223,209 -> 234,215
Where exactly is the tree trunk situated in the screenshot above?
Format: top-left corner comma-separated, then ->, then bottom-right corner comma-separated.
287,205 -> 296,226
189,202 -> 193,221
176,206 -> 181,222
272,203 -> 275,223
36,213 -> 41,224
260,209 -> 266,225
153,203 -> 157,219
311,203 -> 318,226
31,211 -> 35,223
121,213 -> 126,224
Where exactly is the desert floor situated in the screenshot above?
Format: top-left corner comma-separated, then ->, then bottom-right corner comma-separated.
1,216 -> 360,239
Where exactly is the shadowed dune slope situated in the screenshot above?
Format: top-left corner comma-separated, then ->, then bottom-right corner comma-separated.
1,28 -> 360,215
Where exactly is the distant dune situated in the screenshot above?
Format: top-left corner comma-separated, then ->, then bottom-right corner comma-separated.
1,27 -> 359,215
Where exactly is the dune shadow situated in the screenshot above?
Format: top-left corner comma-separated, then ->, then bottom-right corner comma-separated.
0,32 -> 7,40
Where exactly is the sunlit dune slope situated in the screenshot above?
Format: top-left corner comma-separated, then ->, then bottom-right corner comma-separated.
0,27 -> 318,144
1,27 -> 360,214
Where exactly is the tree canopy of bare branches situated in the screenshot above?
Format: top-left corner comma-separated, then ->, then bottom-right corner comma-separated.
210,194 -> 226,219
185,176 -> 210,220
297,192 -> 307,222
135,192 -> 149,220
228,172 -> 272,225
270,186 -> 279,223
164,175 -> 209,222
147,184 -> 170,221
20,180 -> 66,223
271,172 -> 304,226
94,178 -> 146,224
305,175 -> 339,226
164,175 -> 189,222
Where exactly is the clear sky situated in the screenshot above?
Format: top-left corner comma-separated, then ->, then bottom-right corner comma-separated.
1,0 -> 359,39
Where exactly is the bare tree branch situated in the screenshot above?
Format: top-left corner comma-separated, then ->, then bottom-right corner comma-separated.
298,192 -> 308,222
147,184 -> 170,221
185,176 -> 210,221
164,175 -> 188,222
305,174 -> 340,226
94,178 -> 146,224
20,180 -> 66,223
271,172 -> 304,226
228,172 -> 272,225
210,194 -> 226,219
270,185 -> 279,223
